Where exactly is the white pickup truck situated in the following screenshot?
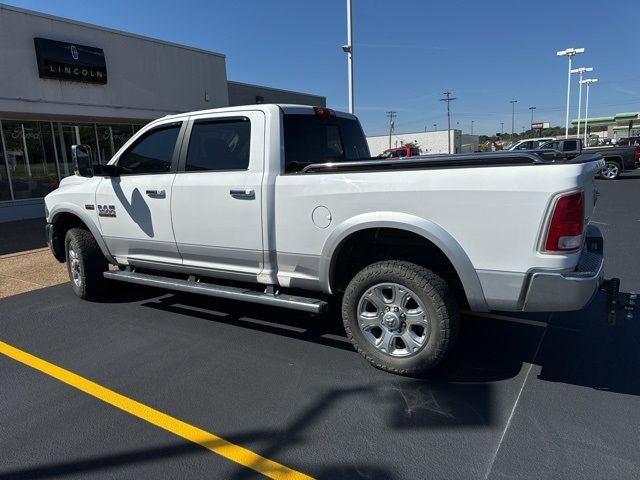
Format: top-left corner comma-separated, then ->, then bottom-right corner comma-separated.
45,104 -> 606,375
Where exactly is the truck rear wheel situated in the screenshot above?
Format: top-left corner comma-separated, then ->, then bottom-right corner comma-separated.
342,260 -> 459,376
65,228 -> 108,300
600,160 -> 621,180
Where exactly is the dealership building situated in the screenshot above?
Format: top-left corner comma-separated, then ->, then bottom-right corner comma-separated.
0,4 -> 325,222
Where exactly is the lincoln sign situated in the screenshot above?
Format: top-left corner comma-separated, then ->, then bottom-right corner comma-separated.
34,37 -> 107,84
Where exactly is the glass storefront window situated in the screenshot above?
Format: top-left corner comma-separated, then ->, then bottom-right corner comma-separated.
0,120 -> 143,201
96,124 -> 137,163
1,121 -> 58,200
0,125 -> 12,201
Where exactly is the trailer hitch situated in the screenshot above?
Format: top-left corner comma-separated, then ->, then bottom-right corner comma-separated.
601,278 -> 637,325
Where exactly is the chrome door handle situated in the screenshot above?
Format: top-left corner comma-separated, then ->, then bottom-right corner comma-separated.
230,189 -> 255,199
145,188 -> 166,198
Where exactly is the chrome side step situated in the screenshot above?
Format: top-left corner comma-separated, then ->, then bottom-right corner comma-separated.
103,270 -> 328,314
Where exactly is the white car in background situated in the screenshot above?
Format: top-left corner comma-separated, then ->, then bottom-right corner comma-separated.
506,137 -> 556,151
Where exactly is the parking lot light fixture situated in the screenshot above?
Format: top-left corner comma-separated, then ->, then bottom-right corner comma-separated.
510,100 -> 517,139
342,0 -> 354,114
529,107 -> 536,137
571,67 -> 593,138
557,47 -> 585,138
580,78 -> 598,144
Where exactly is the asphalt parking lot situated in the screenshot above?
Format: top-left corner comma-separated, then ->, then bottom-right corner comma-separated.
1,171 -> 639,480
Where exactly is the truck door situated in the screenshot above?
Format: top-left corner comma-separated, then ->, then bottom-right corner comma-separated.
95,120 -> 185,265
170,111 -> 265,280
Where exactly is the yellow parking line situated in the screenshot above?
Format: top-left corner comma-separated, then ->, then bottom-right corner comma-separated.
462,310 -> 549,328
0,340 -> 313,480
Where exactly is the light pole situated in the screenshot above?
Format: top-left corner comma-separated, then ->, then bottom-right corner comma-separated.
341,0 -> 354,114
433,123 -> 437,131
440,92 -> 456,154
510,100 -> 517,138
529,106 -> 536,136
557,47 -> 585,138
471,120 -> 474,135
500,122 -> 504,135
571,66 -> 593,139
581,78 -> 598,145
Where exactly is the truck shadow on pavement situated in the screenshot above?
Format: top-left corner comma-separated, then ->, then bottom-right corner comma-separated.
140,289 -> 640,398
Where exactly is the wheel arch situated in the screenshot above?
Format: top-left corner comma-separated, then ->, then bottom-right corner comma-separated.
319,212 -> 488,311
602,155 -> 623,164
49,203 -> 115,263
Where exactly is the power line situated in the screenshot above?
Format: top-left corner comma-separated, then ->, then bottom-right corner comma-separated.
440,92 -> 456,154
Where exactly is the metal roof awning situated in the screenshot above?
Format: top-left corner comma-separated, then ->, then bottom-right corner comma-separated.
612,125 -> 640,131
571,112 -> 639,127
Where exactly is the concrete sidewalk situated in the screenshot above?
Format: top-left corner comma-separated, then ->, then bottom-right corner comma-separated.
0,218 -> 67,298
0,248 -> 67,298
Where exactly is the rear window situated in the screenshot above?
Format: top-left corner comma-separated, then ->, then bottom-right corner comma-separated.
283,114 -> 370,172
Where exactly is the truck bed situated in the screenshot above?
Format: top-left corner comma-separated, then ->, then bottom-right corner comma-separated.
299,151 -> 604,174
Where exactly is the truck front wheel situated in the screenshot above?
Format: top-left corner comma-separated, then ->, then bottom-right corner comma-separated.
342,260 -> 459,376
65,228 -> 108,300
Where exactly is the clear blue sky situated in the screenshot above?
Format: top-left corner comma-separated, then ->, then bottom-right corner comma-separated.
6,0 -> 640,136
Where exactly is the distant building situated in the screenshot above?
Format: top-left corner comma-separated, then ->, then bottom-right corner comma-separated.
0,4 -> 325,221
570,112 -> 640,141
367,130 -> 479,156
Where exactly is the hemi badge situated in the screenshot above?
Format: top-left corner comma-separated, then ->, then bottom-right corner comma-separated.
85,204 -> 95,210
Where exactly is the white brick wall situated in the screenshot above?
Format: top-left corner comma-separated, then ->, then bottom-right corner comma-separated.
367,130 -> 478,156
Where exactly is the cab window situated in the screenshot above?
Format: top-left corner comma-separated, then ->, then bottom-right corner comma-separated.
118,124 -> 181,175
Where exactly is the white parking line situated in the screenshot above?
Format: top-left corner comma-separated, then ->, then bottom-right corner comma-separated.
462,310 -> 549,328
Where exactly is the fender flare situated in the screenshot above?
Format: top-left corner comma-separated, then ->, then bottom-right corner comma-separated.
49,203 -> 116,264
318,212 -> 489,311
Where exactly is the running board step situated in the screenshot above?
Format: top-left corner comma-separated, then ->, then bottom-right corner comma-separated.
103,270 -> 328,314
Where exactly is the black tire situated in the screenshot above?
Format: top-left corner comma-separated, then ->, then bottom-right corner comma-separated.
342,260 -> 459,376
600,160 -> 621,180
64,228 -> 108,300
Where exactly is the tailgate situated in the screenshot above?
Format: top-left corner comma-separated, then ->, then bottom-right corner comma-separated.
579,157 -> 605,221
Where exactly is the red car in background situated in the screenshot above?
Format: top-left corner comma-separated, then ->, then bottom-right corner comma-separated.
378,146 -> 420,159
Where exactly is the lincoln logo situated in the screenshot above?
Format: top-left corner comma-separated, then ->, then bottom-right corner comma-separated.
70,45 -> 78,60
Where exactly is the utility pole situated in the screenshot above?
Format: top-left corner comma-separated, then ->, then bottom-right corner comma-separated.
529,106 -> 536,138
510,100 -> 517,139
386,111 -> 396,149
440,91 -> 456,154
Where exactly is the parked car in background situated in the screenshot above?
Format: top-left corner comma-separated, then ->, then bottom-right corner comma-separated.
537,138 -> 640,179
378,146 -> 420,158
506,137 -> 556,151
616,136 -> 640,146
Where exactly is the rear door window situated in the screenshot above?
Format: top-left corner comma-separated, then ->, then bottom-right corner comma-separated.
185,118 -> 251,171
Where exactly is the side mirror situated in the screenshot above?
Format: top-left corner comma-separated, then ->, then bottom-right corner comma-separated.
72,145 -> 94,178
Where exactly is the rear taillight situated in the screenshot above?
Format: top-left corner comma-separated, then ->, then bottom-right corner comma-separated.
313,107 -> 336,116
543,191 -> 585,253
634,148 -> 640,161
